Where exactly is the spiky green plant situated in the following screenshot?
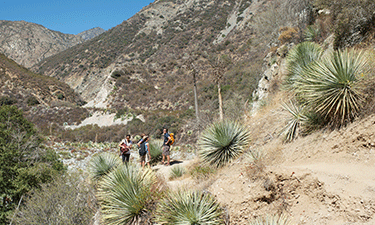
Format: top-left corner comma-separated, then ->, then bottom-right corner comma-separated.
89,152 -> 121,180
295,49 -> 367,126
170,165 -> 185,180
97,164 -> 155,224
285,42 -> 323,90
155,189 -> 224,224
198,120 -> 250,167
303,25 -> 321,42
282,101 -> 308,142
249,214 -> 294,225
149,139 -> 163,165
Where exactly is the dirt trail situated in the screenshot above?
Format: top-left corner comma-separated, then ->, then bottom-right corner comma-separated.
208,105 -> 375,224
152,159 -> 195,190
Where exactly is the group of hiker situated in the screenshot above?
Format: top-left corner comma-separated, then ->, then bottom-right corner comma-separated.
118,128 -> 173,168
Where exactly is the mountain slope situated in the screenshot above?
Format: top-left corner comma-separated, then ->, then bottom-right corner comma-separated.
0,20 -> 84,68
34,0 -> 276,112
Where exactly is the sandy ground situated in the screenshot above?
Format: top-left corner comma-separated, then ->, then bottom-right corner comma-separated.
209,104 -> 375,225
156,100 -> 375,224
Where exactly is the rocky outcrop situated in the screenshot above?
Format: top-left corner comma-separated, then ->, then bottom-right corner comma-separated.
77,27 -> 105,41
0,20 -> 84,68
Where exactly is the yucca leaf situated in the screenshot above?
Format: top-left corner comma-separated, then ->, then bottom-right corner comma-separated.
97,164 -> 155,224
156,189 -> 224,224
198,120 -> 250,167
295,49 -> 367,126
285,42 -> 323,90
249,214 -> 294,225
89,152 -> 121,180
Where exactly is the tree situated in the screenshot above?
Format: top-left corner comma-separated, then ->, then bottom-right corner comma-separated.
0,105 -> 64,224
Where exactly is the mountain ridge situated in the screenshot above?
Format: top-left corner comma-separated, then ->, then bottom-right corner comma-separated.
0,20 -> 105,68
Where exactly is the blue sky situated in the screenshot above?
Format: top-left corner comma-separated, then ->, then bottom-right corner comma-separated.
1,0 -> 155,34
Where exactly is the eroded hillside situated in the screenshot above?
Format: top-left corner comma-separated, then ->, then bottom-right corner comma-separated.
0,20 -> 83,68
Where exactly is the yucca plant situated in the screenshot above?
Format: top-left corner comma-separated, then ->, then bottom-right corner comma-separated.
282,100 -> 308,142
249,214 -> 294,225
295,49 -> 367,126
155,189 -> 224,224
149,139 -> 163,165
285,42 -> 323,90
169,165 -> 185,180
97,164 -> 155,224
89,152 -> 121,180
198,120 -> 250,167
303,25 -> 321,42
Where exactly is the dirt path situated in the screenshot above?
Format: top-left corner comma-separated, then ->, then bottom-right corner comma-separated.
152,159 -> 195,190
207,110 -> 375,224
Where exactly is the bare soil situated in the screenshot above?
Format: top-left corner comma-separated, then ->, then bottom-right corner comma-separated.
157,100 -> 375,224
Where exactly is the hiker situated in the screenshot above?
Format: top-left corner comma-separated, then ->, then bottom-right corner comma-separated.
162,128 -> 171,166
119,134 -> 132,163
139,136 -> 151,168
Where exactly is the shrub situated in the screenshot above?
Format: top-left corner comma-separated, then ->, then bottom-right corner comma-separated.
198,120 -> 250,167
284,42 -> 323,90
189,164 -> 216,180
155,189 -> 224,224
26,96 -> 40,106
303,25 -> 321,42
149,139 -> 163,165
169,165 -> 185,180
97,165 -> 155,224
0,105 -> 64,224
89,152 -> 121,181
281,101 -> 308,142
13,174 -> 96,225
248,214 -> 294,225
278,27 -> 300,44
295,49 -> 368,126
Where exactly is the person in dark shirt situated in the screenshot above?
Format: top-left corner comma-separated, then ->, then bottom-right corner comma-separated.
162,128 -> 171,166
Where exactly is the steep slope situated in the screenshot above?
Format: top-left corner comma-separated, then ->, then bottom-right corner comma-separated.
0,53 -> 88,133
34,0 -> 279,112
0,20 -> 84,68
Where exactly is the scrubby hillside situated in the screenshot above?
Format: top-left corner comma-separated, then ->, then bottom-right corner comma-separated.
0,20 -> 83,68
34,0 -> 311,114
0,53 -> 89,134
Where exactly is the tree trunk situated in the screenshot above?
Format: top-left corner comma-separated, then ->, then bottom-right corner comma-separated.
218,82 -> 223,120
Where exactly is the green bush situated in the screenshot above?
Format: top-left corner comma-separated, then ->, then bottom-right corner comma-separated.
13,174 -> 96,225
284,42 -> 323,90
294,49 -> 368,126
248,214 -> 294,225
155,189 -> 224,224
0,105 -> 64,224
149,139 -> 163,165
97,165 -> 155,224
169,165 -> 185,180
26,96 -> 40,106
89,152 -> 121,181
198,120 -> 250,167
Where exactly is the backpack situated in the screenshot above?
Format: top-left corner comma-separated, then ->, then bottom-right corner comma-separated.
169,133 -> 175,145
139,141 -> 147,156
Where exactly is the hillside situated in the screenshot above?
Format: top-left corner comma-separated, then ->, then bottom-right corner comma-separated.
34,0 -> 291,113
0,53 -> 89,134
0,20 -> 84,68
0,21 -> 105,68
